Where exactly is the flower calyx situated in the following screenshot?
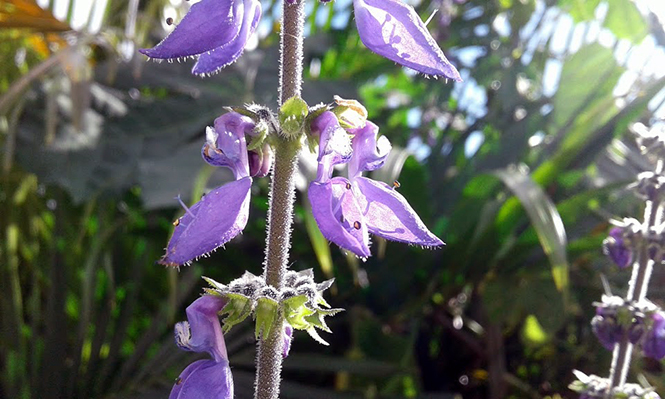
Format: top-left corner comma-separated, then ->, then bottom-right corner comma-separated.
279,96 -> 309,139
203,270 -> 342,345
569,370 -> 660,399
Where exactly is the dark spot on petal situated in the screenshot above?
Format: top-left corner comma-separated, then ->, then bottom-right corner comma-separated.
166,17 -> 174,25
353,221 -> 361,230
340,215 -> 345,223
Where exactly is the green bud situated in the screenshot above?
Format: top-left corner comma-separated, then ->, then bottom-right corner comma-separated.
332,95 -> 367,129
279,96 -> 309,138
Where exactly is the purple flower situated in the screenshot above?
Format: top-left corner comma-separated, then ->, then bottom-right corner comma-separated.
603,227 -> 633,269
159,112 -> 257,267
352,0 -> 462,81
308,112 -> 444,257
591,309 -> 621,350
170,295 -> 233,399
139,0 -> 261,76
642,312 -> 665,360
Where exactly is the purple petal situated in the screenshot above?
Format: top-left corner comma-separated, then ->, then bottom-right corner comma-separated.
353,177 -> 444,247
282,324 -> 293,358
175,295 -> 228,361
352,0 -> 462,80
192,0 -> 262,75
202,113 -> 253,178
308,177 -> 371,257
248,143 -> 273,178
643,312 -> 665,360
348,121 -> 391,178
159,177 -> 252,266
603,227 -> 632,269
591,314 -> 620,350
169,359 -> 233,399
312,112 -> 352,183
140,0 -> 243,60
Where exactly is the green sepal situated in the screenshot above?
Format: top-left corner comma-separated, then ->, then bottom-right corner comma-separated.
255,296 -> 279,340
220,293 -> 253,333
225,106 -> 258,120
247,122 -> 269,151
616,306 -> 632,327
306,327 -> 329,346
279,97 -> 309,138
202,276 -> 226,292
202,288 -> 224,297
283,295 -> 316,330
304,312 -> 331,333
567,380 -> 585,393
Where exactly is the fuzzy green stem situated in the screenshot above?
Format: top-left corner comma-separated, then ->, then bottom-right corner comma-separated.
254,1 -> 305,398
607,159 -> 665,394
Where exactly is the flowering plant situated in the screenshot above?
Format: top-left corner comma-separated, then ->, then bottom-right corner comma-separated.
140,0 -> 459,397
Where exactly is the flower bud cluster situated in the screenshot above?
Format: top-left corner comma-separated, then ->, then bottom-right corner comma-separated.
591,295 -> 665,360
570,371 -> 660,399
603,218 -> 665,269
203,270 -> 342,345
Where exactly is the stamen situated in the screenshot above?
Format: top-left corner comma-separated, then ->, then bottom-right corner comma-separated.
173,218 -> 181,227
393,180 -> 401,189
353,221 -> 361,230
345,182 -> 351,190
166,17 -> 174,25
175,377 -> 183,385
175,195 -> 196,218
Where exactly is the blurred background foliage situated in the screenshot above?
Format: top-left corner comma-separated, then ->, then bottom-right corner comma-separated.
2,0 -> 665,398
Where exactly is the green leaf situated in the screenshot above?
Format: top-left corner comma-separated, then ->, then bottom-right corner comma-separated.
552,44 -> 623,133
559,0 -> 601,23
493,167 -> 569,293
303,201 -> 334,279
604,0 -> 648,44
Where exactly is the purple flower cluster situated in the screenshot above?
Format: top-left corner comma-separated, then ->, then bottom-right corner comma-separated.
159,112 -> 271,267
140,0 -> 461,80
308,111 -> 444,257
160,108 -> 443,266
592,297 -> 665,360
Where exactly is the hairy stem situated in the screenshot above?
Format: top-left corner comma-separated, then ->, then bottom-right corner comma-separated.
608,160 -> 665,393
254,1 -> 305,398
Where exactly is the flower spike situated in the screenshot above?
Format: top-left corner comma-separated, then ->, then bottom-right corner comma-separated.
352,0 -> 462,81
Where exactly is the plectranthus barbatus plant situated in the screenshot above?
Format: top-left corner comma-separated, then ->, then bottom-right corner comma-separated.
139,0 -> 459,397
569,123 -> 665,399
